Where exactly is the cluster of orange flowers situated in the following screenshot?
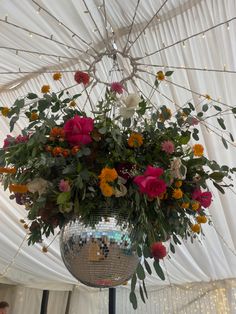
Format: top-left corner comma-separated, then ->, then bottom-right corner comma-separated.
128,132 -> 143,148
98,167 -> 118,197
45,145 -> 80,157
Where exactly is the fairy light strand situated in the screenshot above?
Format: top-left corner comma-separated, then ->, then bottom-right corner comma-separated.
127,0 -> 169,52
31,0 -> 97,56
0,18 -> 91,55
102,0 -> 109,47
138,17 -> 236,60
137,63 -> 236,74
0,233 -> 27,278
123,0 -> 141,53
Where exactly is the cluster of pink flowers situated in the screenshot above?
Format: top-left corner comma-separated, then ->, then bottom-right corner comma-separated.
192,188 -> 212,208
3,134 -> 28,149
133,165 -> 167,198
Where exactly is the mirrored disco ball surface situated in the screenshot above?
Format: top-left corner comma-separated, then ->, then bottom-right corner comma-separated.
60,217 -> 139,288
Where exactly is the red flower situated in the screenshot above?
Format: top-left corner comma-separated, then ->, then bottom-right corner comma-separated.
110,82 -> 124,94
133,166 -> 166,198
192,188 -> 212,208
64,115 -> 94,146
151,242 -> 167,260
74,71 -> 90,85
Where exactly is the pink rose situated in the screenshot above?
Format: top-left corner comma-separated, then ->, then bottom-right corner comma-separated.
134,166 -> 166,197
59,180 -> 70,192
192,188 -> 212,208
64,115 -> 94,146
144,166 -> 164,177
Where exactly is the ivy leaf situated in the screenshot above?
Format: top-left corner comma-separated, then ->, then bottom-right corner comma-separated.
136,263 -> 145,280
139,285 -> 146,303
153,260 -> 165,280
129,292 -> 137,310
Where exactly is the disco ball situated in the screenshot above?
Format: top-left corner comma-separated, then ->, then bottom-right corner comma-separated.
60,217 -> 139,288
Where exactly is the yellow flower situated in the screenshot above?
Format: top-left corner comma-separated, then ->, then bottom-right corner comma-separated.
23,223 -> 29,229
42,246 -> 48,253
181,202 -> 189,209
191,201 -> 200,211
205,94 -> 211,100
53,72 -> 62,80
1,107 -> 10,117
191,223 -> 201,233
159,108 -> 172,122
128,133 -> 143,148
175,180 -> 182,188
30,112 -> 39,121
172,188 -> 183,199
100,182 -> 113,197
196,215 -> 207,224
41,85 -> 50,93
156,71 -> 165,81
99,167 -> 118,182
69,100 -> 76,107
193,144 -> 204,157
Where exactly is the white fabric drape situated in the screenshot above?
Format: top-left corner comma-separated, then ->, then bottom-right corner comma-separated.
0,0 -> 235,308
47,290 -> 69,314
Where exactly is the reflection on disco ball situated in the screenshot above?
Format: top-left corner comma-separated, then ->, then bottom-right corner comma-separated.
60,217 -> 139,288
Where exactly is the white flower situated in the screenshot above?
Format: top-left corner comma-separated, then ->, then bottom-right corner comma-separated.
27,178 -> 49,195
120,94 -> 141,119
114,184 -> 127,197
170,158 -> 187,180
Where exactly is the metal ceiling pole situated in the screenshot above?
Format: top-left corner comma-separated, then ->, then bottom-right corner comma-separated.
40,290 -> 49,314
109,288 -> 116,314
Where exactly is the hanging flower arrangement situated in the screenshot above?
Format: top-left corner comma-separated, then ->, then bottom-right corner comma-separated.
0,71 -> 235,308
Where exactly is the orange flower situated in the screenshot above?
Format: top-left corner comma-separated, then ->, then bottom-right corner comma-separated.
62,149 -> 70,158
0,167 -> 16,174
159,108 -> 172,122
69,100 -> 76,107
53,72 -> 62,81
205,94 -> 211,100
181,202 -> 189,209
50,127 -> 65,138
41,85 -> 50,93
191,201 -> 200,211
156,71 -> 165,81
52,146 -> 63,156
175,180 -> 182,188
191,224 -> 201,233
99,167 -> 118,182
128,133 -> 143,148
193,144 -> 204,157
172,188 -> 183,199
100,181 -> 113,197
159,192 -> 168,200
196,215 -> 207,224
71,146 -> 80,155
45,145 -> 52,152
9,184 -> 28,193
30,112 -> 39,121
1,107 -> 10,117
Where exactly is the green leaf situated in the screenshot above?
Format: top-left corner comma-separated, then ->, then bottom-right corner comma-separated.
137,245 -> 142,257
98,127 -> 107,134
143,246 -> 151,258
27,93 -> 38,99
57,192 -> 71,204
202,104 -> 208,112
209,172 -> 225,182
139,285 -> 145,303
10,116 -> 19,132
142,280 -> 148,299
165,71 -> 174,77
188,102 -> 195,111
155,80 -> 159,87
153,260 -> 165,280
221,136 -> 228,149
144,259 -> 152,275
197,112 -> 203,118
213,181 -> 225,194
217,118 -> 226,130
136,263 -> 145,280
173,234 -> 181,245
170,242 -> 175,253
231,107 -> 236,114
129,292 -> 137,310
131,273 -> 137,292
122,118 -> 131,127
229,133 -> 234,142
213,105 -> 222,111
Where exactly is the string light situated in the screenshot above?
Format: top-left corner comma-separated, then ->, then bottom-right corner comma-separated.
202,32 -> 206,38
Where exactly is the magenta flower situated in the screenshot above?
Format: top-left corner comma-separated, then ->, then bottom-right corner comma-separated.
16,135 -> 29,143
192,188 -> 212,208
3,135 -> 15,149
59,180 -> 70,192
63,115 -> 94,146
134,166 -> 166,198
161,140 -> 175,154
110,82 -> 124,94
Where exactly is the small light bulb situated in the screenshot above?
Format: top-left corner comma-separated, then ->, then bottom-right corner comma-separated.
202,32 -> 205,38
